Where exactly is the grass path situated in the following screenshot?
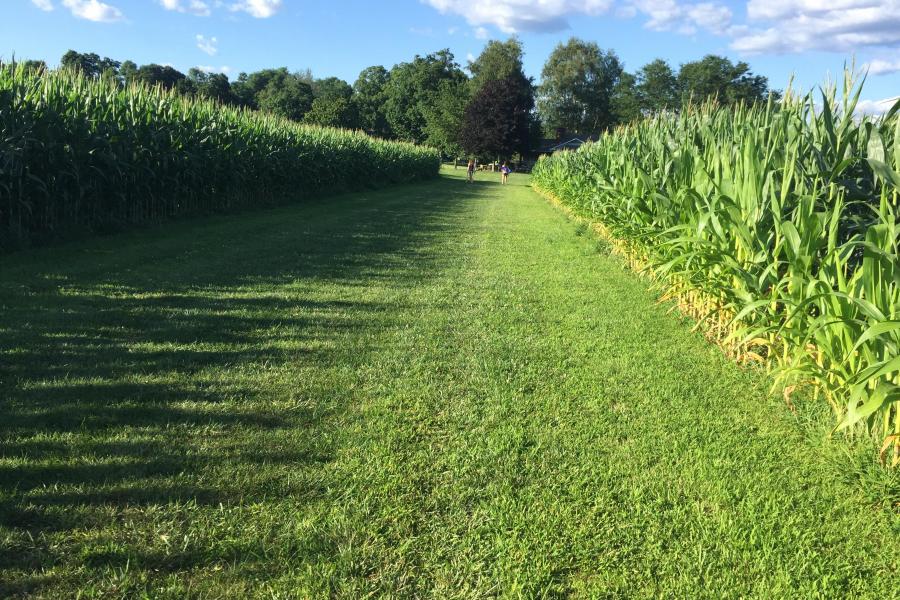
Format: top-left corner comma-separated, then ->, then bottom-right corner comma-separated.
1,168 -> 897,598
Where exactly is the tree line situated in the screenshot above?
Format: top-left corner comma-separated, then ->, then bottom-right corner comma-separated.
23,39 -> 776,161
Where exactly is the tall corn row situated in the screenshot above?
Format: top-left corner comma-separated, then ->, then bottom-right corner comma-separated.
0,63 -> 441,249
533,71 -> 900,464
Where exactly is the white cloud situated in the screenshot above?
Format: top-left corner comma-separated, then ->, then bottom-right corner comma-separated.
628,0 -> 732,35
61,0 -> 124,22
159,0 -> 212,16
196,33 -> 219,55
424,0 -> 731,36
474,26 -> 489,39
423,0 -> 614,33
31,0 -> 54,11
686,3 -> 731,33
422,0 -> 900,55
229,0 -> 282,18
856,96 -> 899,115
197,64 -> 232,74
746,0 -> 872,21
865,58 -> 900,75
733,1 -> 900,54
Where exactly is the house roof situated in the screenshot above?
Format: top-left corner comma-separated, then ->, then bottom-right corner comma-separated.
539,138 -> 586,153
554,137 -> 585,147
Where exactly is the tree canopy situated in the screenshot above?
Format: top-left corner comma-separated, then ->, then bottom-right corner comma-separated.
677,55 -> 771,106
60,50 -> 119,79
456,38 -> 537,159
303,96 -> 359,129
468,38 -> 525,92
312,76 -> 353,101
46,44 -> 778,151
636,59 -> 679,112
538,38 -> 623,136
421,79 -> 469,156
134,64 -> 186,91
460,75 -> 534,160
186,69 -> 235,104
232,68 -> 315,121
384,50 -> 466,145
353,65 -> 392,138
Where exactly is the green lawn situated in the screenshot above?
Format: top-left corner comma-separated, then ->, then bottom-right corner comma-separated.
1,167 -> 897,598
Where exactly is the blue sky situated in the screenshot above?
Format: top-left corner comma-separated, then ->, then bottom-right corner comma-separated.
4,0 -> 899,113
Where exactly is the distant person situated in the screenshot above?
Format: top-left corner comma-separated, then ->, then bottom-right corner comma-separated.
500,162 -> 511,185
466,159 -> 475,183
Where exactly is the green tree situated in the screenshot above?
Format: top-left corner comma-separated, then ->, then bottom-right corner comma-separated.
636,59 -> 679,112
20,59 -> 47,74
303,96 -> 359,129
60,50 -> 119,79
468,38 -> 525,92
313,76 -> 353,101
257,76 -> 314,121
232,68 -> 315,120
422,79 -> 469,157
459,75 -> 534,160
677,55 -> 770,106
119,60 -> 138,85
384,50 -> 466,144
457,38 -> 538,155
134,64 -> 186,90
187,68 -> 235,104
353,65 -> 392,137
612,72 -> 641,124
538,38 -> 623,135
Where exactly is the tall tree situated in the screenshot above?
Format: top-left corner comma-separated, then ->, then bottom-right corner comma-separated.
636,59 -> 679,112
538,38 -> 623,136
353,65 -> 392,137
134,64 -> 185,90
468,38 -> 525,92
257,76 -> 314,121
60,50 -> 119,79
457,38 -> 537,155
232,68 -> 315,120
303,96 -> 359,129
187,68 -> 235,104
677,55 -> 770,106
119,60 -> 138,86
612,72 -> 641,124
459,75 -> 534,160
21,59 -> 47,74
384,50 -> 466,144
422,79 -> 469,156
313,76 -> 353,101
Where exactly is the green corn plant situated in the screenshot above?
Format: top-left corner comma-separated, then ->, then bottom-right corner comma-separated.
533,68 -> 900,464
0,62 -> 441,250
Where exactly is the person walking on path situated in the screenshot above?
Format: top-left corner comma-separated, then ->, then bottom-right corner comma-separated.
467,159 -> 476,183
500,162 -> 511,185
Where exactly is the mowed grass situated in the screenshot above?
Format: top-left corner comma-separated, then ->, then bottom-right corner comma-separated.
1,168 -> 898,598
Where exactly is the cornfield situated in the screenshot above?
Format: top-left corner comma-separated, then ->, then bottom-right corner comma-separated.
533,72 -> 900,464
0,63 -> 440,250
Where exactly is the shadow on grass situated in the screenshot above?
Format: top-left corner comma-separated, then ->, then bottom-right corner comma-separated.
0,175 -> 482,588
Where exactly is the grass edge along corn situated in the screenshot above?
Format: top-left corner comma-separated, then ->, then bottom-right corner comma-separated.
533,70 -> 900,465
